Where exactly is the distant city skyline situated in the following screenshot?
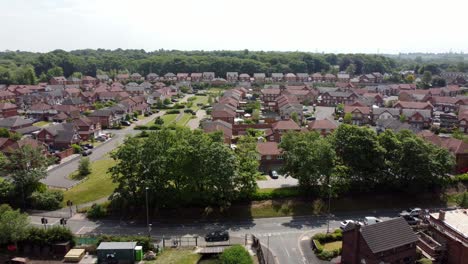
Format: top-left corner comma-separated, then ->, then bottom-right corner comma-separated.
1,0 -> 467,54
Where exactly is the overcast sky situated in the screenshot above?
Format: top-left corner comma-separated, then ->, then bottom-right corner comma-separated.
1,0 -> 467,54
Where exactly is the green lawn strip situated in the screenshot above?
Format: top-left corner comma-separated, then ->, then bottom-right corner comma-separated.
62,159 -> 117,206
190,96 -> 208,111
176,113 -> 192,126
256,175 -> 268,181
145,248 -> 201,264
162,114 -> 178,126
33,121 -> 50,127
323,241 -> 342,251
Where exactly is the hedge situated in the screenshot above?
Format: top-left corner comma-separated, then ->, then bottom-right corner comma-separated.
166,109 -> 181,114
220,245 -> 253,264
134,125 -> 148,130
250,187 -> 302,201
30,190 -> 64,210
24,226 -> 75,247
312,230 -> 342,261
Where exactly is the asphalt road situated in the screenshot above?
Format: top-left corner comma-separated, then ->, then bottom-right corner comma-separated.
30,209 -> 400,264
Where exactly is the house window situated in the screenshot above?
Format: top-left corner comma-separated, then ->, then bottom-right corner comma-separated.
266,155 -> 272,160
278,155 -> 283,160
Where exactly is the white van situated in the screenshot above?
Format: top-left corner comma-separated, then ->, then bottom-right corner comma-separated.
364,216 -> 382,225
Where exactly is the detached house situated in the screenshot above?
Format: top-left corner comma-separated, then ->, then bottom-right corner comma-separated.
402,109 -> 432,129
271,73 -> 284,82
254,73 -> 266,83
211,108 -> 236,124
257,142 -> 283,172
202,119 -> 233,144
37,123 -> 80,150
146,73 -> 159,82
341,218 -> 418,264
0,116 -> 40,135
226,72 -> 238,82
88,109 -> 118,128
344,105 -> 371,125
202,72 -> 215,81
190,73 -> 203,82
50,76 -> 67,85
130,73 -> 143,81
308,119 -> 338,136
0,103 -> 18,118
271,119 -> 301,142
73,117 -> 101,141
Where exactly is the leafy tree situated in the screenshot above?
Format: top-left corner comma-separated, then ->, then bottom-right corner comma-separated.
0,178 -> 14,202
343,113 -> 352,124
432,77 -> 446,87
291,112 -> 299,123
78,157 -> 91,177
400,114 -> 407,122
405,74 -> 415,83
0,145 -> 51,208
332,125 -> 385,189
280,132 -> 335,191
0,128 -> 10,138
154,117 -> 164,125
459,192 -> 468,208
345,64 -> 356,75
0,205 -> 29,245
234,135 -> 261,198
163,98 -> 171,105
47,66 -> 64,78
421,71 -> 432,88
71,72 -> 82,78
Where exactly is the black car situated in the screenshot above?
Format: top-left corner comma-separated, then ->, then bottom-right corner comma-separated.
85,143 -> 94,149
401,215 -> 421,225
120,120 -> 131,126
204,230 -> 229,242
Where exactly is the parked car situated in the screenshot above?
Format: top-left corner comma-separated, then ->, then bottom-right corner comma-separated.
340,220 -> 358,229
205,230 -> 229,242
399,208 -> 422,217
401,215 -> 421,225
306,116 -> 316,121
96,136 -> 107,142
364,216 -> 382,225
81,149 -> 92,156
84,143 -> 94,149
338,117 -> 343,122
269,170 -> 279,179
132,117 -> 138,121
120,120 -> 131,126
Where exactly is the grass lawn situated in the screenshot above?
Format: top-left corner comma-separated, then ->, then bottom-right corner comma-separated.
62,159 -> 117,206
162,114 -> 179,126
190,95 -> 209,111
145,248 -> 201,264
176,113 -> 193,126
256,175 -> 268,181
33,121 -> 50,127
323,241 -> 342,251
207,87 -> 226,95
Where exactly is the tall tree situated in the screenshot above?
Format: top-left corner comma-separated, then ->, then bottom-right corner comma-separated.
0,204 -> 29,245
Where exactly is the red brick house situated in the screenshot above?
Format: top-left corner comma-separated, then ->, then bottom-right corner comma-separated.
311,73 -> 323,82
271,119 -> 301,142
239,73 -> 250,82
0,116 -> 40,135
419,131 -> 468,172
393,101 -> 434,112
73,117 -> 101,141
257,142 -> 283,172
36,123 -> 80,150
81,76 -> 97,85
0,90 -> 16,101
202,119 -> 233,144
308,119 -> 338,136
341,217 -> 418,264
402,109 -> 432,129
190,73 -> 203,82
320,91 -> 359,106
0,103 -> 18,118
0,138 -> 46,155
419,210 -> 468,264
211,109 -> 236,124
88,109 -> 118,128
344,105 -> 371,125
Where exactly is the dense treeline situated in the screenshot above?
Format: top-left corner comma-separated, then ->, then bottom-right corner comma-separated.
0,49 -> 397,84
280,125 -> 455,194
108,127 -> 259,211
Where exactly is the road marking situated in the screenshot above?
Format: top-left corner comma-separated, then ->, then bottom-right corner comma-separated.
301,236 -> 309,241
76,226 -> 88,235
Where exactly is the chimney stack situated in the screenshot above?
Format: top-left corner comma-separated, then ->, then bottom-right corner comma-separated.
439,210 -> 446,221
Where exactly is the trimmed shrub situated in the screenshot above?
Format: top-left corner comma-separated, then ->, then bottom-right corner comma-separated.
148,125 -> 162,130
30,190 -> 63,210
134,125 -> 148,130
87,203 -> 107,219
25,226 -> 75,247
220,245 -> 253,264
166,109 -> 181,114
71,144 -> 82,154
250,187 -> 302,201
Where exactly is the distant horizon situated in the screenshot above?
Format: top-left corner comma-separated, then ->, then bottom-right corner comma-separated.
1,48 -> 467,56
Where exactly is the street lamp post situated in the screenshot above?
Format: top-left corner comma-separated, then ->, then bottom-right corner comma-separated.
145,187 -> 151,238
326,184 -> 332,234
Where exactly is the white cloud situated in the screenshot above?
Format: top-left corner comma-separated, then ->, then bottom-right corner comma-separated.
0,0 -> 467,53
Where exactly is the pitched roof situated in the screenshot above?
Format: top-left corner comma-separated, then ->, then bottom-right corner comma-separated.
257,142 -> 281,156
272,119 -> 301,130
308,119 -> 338,130
344,105 -> 371,115
0,102 -> 17,110
0,116 -> 33,128
360,217 -> 418,254
393,101 -> 433,110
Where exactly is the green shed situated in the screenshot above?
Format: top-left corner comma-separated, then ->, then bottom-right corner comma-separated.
97,242 -> 137,264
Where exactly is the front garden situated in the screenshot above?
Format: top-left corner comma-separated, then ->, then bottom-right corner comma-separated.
312,229 -> 343,261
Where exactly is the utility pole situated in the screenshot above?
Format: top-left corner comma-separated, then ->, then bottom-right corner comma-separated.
326,184 -> 332,234
145,187 -> 151,238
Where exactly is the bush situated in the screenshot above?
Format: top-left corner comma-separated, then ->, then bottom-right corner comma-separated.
71,144 -> 82,154
87,203 -> 107,219
134,125 -> 148,130
417,258 -> 433,264
250,187 -> 302,201
148,125 -> 162,130
220,245 -> 253,264
166,109 -> 180,114
154,117 -> 164,125
78,157 -> 91,177
184,109 -> 195,114
313,239 -> 323,253
317,250 -> 336,261
25,226 -> 75,247
30,190 -> 63,210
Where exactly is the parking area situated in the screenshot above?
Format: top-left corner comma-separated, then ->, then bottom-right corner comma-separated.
313,106 -> 335,120
257,175 -> 298,189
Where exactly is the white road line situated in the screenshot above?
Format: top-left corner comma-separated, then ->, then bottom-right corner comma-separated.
76,226 -> 87,235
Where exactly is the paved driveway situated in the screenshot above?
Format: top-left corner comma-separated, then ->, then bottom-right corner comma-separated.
257,175 -> 299,189
314,106 -> 335,120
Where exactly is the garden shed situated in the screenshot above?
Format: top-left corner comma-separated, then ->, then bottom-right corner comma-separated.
96,242 -> 137,264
